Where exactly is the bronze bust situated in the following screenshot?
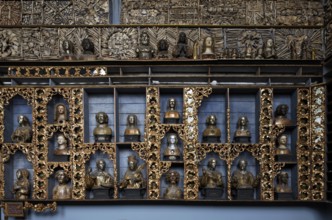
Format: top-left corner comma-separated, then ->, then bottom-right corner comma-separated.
124,114 -> 141,142
11,115 -> 32,143
136,31 -> 154,59
172,32 -> 192,59
231,159 -> 258,189
202,115 -> 221,143
164,98 -> 180,123
157,39 -> 169,59
274,104 -> 293,126
233,116 -> 251,143
53,170 -> 72,200
119,155 -> 146,189
12,168 -> 30,200
275,172 -> 292,193
93,112 -> 112,142
86,159 -> 114,190
200,158 -> 223,189
276,134 -> 291,155
201,36 -> 216,59
54,103 -> 68,124
54,134 -> 70,155
163,133 -> 181,161
163,170 -> 182,199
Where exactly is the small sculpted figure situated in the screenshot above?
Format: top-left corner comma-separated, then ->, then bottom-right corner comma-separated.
93,112 -> 112,142
163,133 -> 181,161
172,32 -> 192,59
124,114 -> 141,142
11,115 -> 32,143
119,155 -> 146,189
274,104 -> 292,126
263,38 -> 277,59
201,36 -> 216,59
233,116 -> 251,143
275,172 -> 292,193
62,40 -> 74,56
136,31 -> 154,59
86,159 -> 114,190
164,170 -> 182,199
53,170 -> 72,200
157,39 -> 169,59
231,159 -> 259,189
12,169 -> 30,200
54,103 -> 68,124
202,115 -> 221,143
200,158 -> 223,189
54,134 -> 70,155
81,38 -> 95,55
164,98 -> 180,123
276,134 -> 291,155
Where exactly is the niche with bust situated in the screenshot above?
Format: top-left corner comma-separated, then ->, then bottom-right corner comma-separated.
47,94 -> 70,125
48,132 -> 70,162
274,171 -> 295,200
162,132 -> 182,162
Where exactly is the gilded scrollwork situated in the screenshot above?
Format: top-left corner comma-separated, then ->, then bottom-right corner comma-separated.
310,86 -> 326,201
24,202 -> 57,212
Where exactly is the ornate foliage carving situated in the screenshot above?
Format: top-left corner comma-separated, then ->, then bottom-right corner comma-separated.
0,1 -> 21,25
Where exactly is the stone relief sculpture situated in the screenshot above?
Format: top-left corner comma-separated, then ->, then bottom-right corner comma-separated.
287,35 -> 308,60
0,1 -> 21,25
22,29 -> 40,60
43,1 -> 74,25
22,1 -> 43,25
0,29 -> 20,59
41,28 -> 59,60
239,30 -> 263,59
263,38 -> 277,59
75,0 -> 109,25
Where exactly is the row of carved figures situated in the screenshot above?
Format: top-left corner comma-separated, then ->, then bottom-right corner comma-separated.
12,157 -> 293,201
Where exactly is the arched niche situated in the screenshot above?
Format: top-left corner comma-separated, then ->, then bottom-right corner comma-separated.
47,94 -> 70,124
160,129 -> 183,162
4,151 -> 33,199
3,95 -> 33,143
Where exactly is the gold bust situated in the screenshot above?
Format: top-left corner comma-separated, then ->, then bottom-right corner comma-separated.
86,159 -> 114,190
275,172 -> 292,193
276,134 -> 291,155
12,168 -> 30,200
54,103 -> 68,124
163,170 -> 182,199
93,112 -> 112,142
164,98 -> 180,123
53,170 -> 72,200
54,134 -> 70,155
274,104 -> 293,126
231,159 -> 258,189
233,116 -> 251,143
119,155 -> 146,189
202,115 -> 221,143
163,133 -> 181,161
11,115 -> 32,143
200,158 -> 223,189
124,114 -> 140,142
201,36 -> 216,59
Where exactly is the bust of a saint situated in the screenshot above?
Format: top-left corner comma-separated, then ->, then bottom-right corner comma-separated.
136,31 -> 154,59
54,103 -> 68,124
86,159 -> 114,190
172,32 -> 192,59
12,168 -> 30,200
164,98 -> 180,123
124,114 -> 140,142
11,115 -> 32,143
202,115 -> 221,143
81,38 -> 95,55
93,112 -> 112,142
264,38 -> 277,59
274,104 -> 293,126
62,40 -> 74,56
157,39 -> 169,59
119,155 -> 146,189
231,159 -> 259,189
202,36 -> 216,59
233,116 -> 251,143
54,134 -> 70,155
163,170 -> 182,200
275,172 -> 292,193
53,170 -> 72,200
200,158 -> 223,189
276,134 -> 291,155
163,133 -> 181,161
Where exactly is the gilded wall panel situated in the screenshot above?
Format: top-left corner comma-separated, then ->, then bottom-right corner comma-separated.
22,0 -> 43,25
0,1 -> 21,25
44,0 -> 74,25
74,0 -> 110,25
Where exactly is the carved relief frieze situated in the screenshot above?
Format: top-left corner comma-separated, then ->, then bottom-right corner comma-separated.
22,28 -> 40,60
22,0 -> 43,25
44,0 -> 74,25
245,0 -> 276,25
41,28 -> 60,60
0,29 -> 21,60
0,1 -> 21,25
101,28 -> 138,60
74,0 -> 110,25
